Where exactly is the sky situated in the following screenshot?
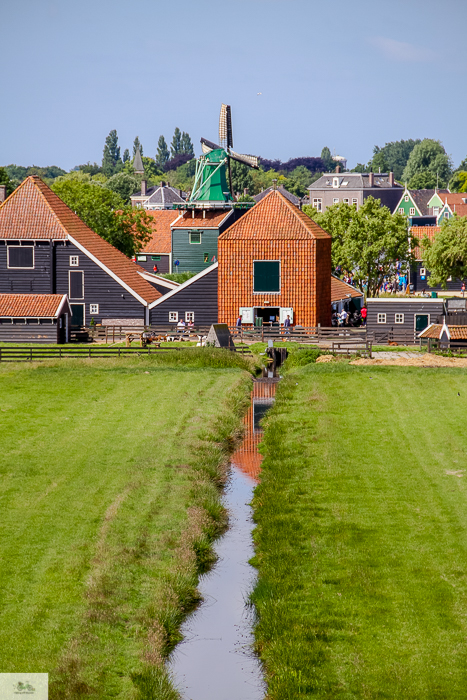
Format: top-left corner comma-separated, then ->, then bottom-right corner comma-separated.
1,0 -> 466,171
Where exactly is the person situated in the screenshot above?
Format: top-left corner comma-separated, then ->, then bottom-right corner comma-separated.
177,318 -> 186,333
361,306 -> 367,326
339,308 -> 348,326
462,282 -> 466,298
331,311 -> 339,327
236,315 -> 242,328
187,319 -> 194,330
283,314 -> 291,335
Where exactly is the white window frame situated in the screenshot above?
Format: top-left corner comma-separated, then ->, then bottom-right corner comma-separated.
420,268 -> 426,276
7,245 -> 35,269
253,259 -> 281,294
377,313 -> 387,324
404,195 -> 409,202
433,207 -> 439,215
332,177 -> 339,188
333,198 -> 339,204
169,311 -> 178,322
398,207 -> 404,215
136,254 -> 147,262
69,255 -> 79,267
409,207 -> 416,216
343,198 -> 349,204
395,313 -> 404,324
313,198 -> 322,211
352,198 -> 358,209
185,312 -> 195,322
68,270 -> 84,300
189,231 -> 202,244
90,304 -> 99,315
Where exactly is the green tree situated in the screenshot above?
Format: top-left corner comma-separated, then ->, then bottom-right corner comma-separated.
351,163 -> 369,173
230,160 -> 254,195
374,140 -> 421,180
170,128 -> 182,157
370,148 -> 390,173
0,166 -> 17,196
181,131 -> 194,156
402,139 -> 452,185
304,197 -> 411,296
52,179 -> 151,256
321,146 -> 334,172
156,135 -> 169,169
455,156 -> 467,172
102,130 -> 122,176
104,172 -> 139,203
123,149 -> 130,163
422,216 -> 467,287
449,171 -> 467,193
408,171 -> 440,190
289,165 -> 314,196
133,137 -> 143,157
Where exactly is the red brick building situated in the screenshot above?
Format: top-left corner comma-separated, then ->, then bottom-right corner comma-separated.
218,190 -> 331,327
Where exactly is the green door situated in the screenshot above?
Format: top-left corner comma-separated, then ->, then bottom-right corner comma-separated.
70,304 -> 84,327
415,314 -> 429,333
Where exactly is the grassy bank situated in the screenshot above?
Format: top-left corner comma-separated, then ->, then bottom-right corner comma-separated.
252,363 -> 467,699
0,354 -> 251,698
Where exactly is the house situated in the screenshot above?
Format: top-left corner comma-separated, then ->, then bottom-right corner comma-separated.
0,176 -> 162,327
366,297 -> 445,342
0,293 -> 71,343
331,275 -> 364,314
394,186 -> 449,223
436,193 -> 467,223
253,185 -> 300,207
130,182 -> 186,210
134,209 -> 179,274
307,171 -> 402,213
217,189 -> 331,327
149,263 -> 218,328
410,219 -> 466,293
419,322 -> 467,349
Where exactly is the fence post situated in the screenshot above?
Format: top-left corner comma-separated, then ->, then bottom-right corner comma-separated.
105,326 -> 108,345
318,324 -> 321,342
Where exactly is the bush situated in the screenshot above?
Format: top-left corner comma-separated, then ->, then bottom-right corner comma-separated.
286,347 -> 322,367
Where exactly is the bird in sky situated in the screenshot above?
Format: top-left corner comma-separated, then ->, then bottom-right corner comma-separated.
257,92 -> 262,95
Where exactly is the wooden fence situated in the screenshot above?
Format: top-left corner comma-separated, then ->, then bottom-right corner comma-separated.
0,346 -> 179,363
87,325 -> 212,343
229,325 -> 367,344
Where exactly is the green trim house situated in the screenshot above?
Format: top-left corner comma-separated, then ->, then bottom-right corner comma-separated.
394,186 -> 449,221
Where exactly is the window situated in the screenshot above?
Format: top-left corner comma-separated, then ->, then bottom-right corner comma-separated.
169,311 -> 178,322
433,207 -> 439,215
332,177 -> 339,188
377,313 -> 387,324
189,231 -> 201,244
253,260 -> 280,293
203,253 -> 209,263
313,198 -> 322,211
7,246 -> 34,268
395,313 -> 404,324
420,268 -> 426,276
69,270 -> 84,299
70,255 -> 79,266
398,207 -> 404,215
342,181 -> 349,186
343,198 -> 349,204
151,255 -> 161,261
404,195 -> 409,202
409,207 -> 416,216
136,254 -> 147,262
90,304 -> 99,315
352,198 -> 358,208
333,198 -> 339,204
444,212 -> 449,218
185,311 -> 195,322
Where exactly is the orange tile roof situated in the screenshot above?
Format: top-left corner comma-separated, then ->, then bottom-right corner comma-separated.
140,210 -> 178,254
411,226 -> 440,260
331,275 -> 363,302
419,324 -> 467,340
219,190 -> 330,240
440,193 -> 467,218
0,177 -> 160,304
171,209 -> 233,228
0,294 -> 69,317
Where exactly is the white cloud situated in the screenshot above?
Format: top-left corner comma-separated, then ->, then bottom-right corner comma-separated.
370,36 -> 437,62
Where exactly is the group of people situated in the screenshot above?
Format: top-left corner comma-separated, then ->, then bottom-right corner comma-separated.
331,306 -> 367,327
177,319 -> 195,332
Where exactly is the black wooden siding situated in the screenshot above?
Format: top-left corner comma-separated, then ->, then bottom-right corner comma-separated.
150,266 -> 218,326
0,241 -> 53,293
412,262 -> 464,293
135,255 -> 170,274
367,299 -> 445,340
0,319 -> 60,343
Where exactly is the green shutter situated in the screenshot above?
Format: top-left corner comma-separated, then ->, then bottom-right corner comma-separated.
253,261 -> 280,292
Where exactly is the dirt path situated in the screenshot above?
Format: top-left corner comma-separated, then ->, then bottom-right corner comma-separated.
351,354 -> 467,367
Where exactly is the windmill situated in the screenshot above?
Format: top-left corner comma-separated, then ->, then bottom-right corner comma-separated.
189,104 -> 259,203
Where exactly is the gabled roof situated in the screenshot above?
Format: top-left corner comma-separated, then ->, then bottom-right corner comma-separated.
253,185 -> 300,206
144,185 -> 185,207
418,322 -> 467,340
137,270 -> 179,290
0,293 -> 71,318
219,189 -> 330,240
171,209 -> 233,229
140,209 -> 179,253
331,275 -> 363,303
439,193 -> 467,218
0,176 -> 160,305
308,173 -> 402,191
133,148 -> 144,174
410,189 -> 449,216
148,262 -> 218,309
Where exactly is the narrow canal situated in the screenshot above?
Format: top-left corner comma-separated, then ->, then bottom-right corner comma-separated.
170,378 -> 278,700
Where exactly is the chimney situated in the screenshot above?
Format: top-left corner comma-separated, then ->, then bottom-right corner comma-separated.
389,171 -> 394,186
272,179 -> 278,190
368,172 -> 374,187
141,179 -> 147,197
0,185 -> 6,203
243,188 -> 249,196
335,164 -> 341,174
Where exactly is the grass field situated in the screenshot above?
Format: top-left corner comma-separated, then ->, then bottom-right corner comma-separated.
0,354 -> 250,699
252,363 -> 467,699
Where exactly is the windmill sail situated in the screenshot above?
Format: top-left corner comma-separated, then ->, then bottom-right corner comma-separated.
229,149 -> 259,169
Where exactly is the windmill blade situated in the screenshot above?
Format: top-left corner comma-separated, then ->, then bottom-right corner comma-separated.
201,137 -> 222,154
229,149 -> 259,169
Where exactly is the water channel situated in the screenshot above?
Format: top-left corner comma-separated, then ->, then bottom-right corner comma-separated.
170,378 -> 278,700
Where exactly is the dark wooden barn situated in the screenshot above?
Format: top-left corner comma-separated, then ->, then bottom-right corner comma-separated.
0,294 -> 71,343
366,298 -> 445,343
149,263 -> 218,328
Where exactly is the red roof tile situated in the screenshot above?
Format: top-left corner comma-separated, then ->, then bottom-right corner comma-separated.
0,177 -> 160,304
140,210 -> 178,254
171,209 -> 233,228
419,324 -> 467,340
219,190 -> 330,240
331,275 -> 363,302
410,226 -> 440,260
440,193 -> 467,218
0,294 -> 70,317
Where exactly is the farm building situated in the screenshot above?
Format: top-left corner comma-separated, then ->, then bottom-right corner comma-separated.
0,294 -> 71,343
0,176 -> 162,326
419,322 -> 467,350
366,297 -> 445,343
331,275 -> 363,313
149,263 -> 218,328
217,189 -> 331,327
134,210 -> 179,274
410,225 -> 465,293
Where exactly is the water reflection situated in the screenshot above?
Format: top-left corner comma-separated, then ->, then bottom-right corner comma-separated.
170,379 -> 277,700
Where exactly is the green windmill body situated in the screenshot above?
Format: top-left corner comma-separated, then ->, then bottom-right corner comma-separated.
190,148 -> 231,203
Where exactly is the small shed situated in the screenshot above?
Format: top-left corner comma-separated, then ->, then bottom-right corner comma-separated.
366,297 -> 445,343
419,322 -> 467,351
0,294 -> 72,343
